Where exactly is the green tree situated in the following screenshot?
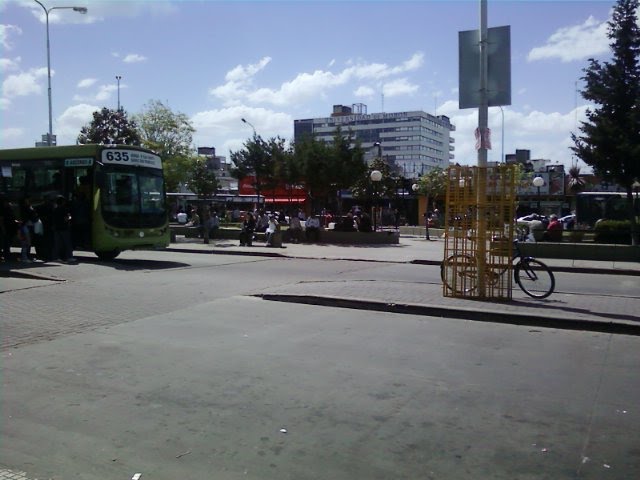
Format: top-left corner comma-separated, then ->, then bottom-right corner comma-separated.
188,157 -> 219,198
230,133 -> 274,206
350,156 -> 399,201
571,0 -> 640,244
292,134 -> 331,212
412,167 -> 448,213
328,128 -> 367,212
293,127 -> 367,213
134,100 -> 196,193
77,107 -> 141,145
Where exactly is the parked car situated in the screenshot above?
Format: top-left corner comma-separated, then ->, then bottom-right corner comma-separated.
559,214 -> 576,229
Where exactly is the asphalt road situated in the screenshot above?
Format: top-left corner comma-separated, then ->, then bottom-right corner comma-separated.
1,250 -> 639,479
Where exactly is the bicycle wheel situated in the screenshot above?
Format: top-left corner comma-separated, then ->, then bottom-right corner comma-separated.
441,254 -> 477,294
514,258 -> 555,298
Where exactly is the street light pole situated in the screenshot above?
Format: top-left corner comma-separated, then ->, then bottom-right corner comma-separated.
34,0 -> 87,146
116,75 -> 122,110
241,118 -> 257,137
373,141 -> 382,161
370,170 -> 382,231
533,176 -> 545,213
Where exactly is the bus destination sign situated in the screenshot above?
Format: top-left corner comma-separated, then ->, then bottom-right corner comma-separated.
101,149 -> 162,169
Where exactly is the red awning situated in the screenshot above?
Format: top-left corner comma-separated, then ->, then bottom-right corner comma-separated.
263,197 -> 307,204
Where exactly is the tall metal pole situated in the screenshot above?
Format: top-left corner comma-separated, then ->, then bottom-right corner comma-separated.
116,75 -> 122,110
33,1 -> 87,146
34,1 -> 53,145
241,118 -> 256,137
499,105 -> 504,162
476,0 -> 489,297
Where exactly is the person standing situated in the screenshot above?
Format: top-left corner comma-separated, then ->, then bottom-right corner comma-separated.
35,195 -> 55,261
18,197 -> 38,262
52,196 -> 76,263
1,194 -> 19,262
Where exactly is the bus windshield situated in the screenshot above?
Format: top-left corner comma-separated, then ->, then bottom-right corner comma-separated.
100,166 -> 167,228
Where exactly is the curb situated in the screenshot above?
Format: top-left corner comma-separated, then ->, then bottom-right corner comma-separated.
167,245 -> 640,275
255,294 -> 640,337
410,259 -> 640,276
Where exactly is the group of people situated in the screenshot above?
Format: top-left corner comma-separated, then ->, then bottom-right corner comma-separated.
1,193 -> 78,264
523,213 -> 564,242
238,208 -> 323,246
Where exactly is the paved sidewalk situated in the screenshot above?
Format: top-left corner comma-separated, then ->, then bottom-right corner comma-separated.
2,236 -> 639,335
164,235 -> 640,335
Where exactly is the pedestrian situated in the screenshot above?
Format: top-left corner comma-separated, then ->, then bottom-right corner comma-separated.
71,191 -> 91,249
52,196 -> 76,263
305,213 -> 321,242
356,212 -> 372,232
265,215 -> 278,247
1,194 -> 19,262
239,212 -> 256,246
288,213 -> 302,243
35,195 -> 55,261
18,197 -> 39,262
544,214 -> 563,242
255,211 -> 269,233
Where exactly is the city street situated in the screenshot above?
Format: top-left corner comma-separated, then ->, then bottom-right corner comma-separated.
1,249 -> 639,479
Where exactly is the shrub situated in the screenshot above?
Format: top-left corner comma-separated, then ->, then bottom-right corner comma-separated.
593,220 -> 632,244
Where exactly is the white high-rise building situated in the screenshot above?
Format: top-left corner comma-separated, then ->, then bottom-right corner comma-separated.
294,104 -> 455,179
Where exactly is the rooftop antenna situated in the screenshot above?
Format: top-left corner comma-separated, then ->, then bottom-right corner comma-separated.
381,92 -> 384,113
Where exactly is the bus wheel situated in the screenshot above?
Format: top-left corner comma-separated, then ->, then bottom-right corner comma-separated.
95,250 -> 120,261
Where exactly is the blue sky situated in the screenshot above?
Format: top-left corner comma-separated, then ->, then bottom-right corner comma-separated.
0,0 -> 627,170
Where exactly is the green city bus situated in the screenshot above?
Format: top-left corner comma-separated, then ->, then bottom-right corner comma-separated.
0,144 -> 170,260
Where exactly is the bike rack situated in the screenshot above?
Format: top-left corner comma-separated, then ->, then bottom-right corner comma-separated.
443,165 -> 517,300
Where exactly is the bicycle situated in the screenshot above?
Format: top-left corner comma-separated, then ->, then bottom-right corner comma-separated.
441,239 -> 555,299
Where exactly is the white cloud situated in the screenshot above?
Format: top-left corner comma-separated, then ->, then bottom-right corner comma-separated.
77,78 -> 97,88
191,106 -> 293,142
209,52 -> 426,108
72,83 -> 117,103
0,56 -> 20,72
528,16 -> 609,63
95,84 -> 117,101
2,68 -> 48,97
383,78 -> 419,97
248,70 -> 342,106
0,24 -> 22,50
441,101 -> 589,168
0,126 -> 24,142
56,103 -> 100,142
0,97 -> 11,110
123,53 -> 147,63
226,57 -> 271,82
354,85 -> 375,98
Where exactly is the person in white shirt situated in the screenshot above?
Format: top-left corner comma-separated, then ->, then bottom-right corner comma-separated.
265,215 -> 279,246
305,214 -> 321,242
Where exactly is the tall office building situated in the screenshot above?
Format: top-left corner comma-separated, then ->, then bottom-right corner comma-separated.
294,104 -> 455,179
